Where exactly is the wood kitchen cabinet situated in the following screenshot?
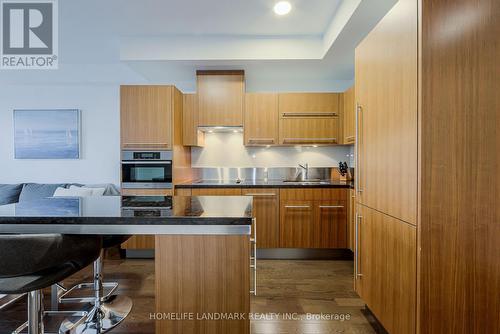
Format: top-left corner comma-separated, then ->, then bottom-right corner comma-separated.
242,188 -> 280,248
121,85 -> 189,251
120,85 -> 173,150
315,200 -> 347,248
355,204 -> 416,334
278,93 -> 341,145
197,70 -> 245,127
342,86 -> 355,144
355,0 -> 417,225
190,188 -> 242,196
244,93 -> 279,146
280,188 -> 348,248
280,199 -> 315,248
182,93 -> 204,146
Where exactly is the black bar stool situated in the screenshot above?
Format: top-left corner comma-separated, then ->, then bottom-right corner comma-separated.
0,234 -> 102,334
58,236 -> 132,333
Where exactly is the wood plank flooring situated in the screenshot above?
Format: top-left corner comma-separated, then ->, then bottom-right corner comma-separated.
0,259 -> 375,334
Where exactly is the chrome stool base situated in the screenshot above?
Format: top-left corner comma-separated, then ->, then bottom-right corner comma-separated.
73,295 -> 132,334
14,291 -> 88,334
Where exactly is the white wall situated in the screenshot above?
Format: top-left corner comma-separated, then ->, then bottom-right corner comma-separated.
0,85 -> 121,184
191,132 -> 353,168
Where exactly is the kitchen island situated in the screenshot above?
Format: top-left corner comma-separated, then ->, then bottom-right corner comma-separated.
0,196 -> 254,334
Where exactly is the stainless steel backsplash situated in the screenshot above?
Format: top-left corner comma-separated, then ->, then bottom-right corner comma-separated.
192,167 -> 344,181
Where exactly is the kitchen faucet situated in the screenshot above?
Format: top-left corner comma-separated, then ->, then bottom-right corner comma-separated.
298,163 -> 309,180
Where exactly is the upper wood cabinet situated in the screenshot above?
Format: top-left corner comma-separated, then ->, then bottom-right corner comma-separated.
197,70 -> 245,127
355,0 -> 417,225
343,86 -> 355,144
182,93 -> 204,147
278,93 -> 341,145
120,85 -> 173,150
244,93 -> 279,146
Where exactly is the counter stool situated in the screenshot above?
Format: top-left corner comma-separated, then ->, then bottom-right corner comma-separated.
0,234 -> 102,334
58,235 -> 132,333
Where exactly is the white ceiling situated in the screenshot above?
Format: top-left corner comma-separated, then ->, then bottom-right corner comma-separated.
2,0 -> 397,91
112,0 -> 343,36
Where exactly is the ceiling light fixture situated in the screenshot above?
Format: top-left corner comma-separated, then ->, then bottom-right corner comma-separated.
274,1 -> 292,16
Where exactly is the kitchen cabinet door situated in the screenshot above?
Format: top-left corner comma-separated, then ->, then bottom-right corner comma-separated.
279,200 -> 314,248
182,93 -> 204,147
343,86 -> 355,144
278,93 -> 341,145
197,71 -> 244,127
190,188 -> 242,196
244,93 -> 279,146
355,204 -> 416,334
242,188 -> 279,248
279,117 -> 339,145
120,85 -> 173,150
354,0 -> 417,225
314,201 -> 347,248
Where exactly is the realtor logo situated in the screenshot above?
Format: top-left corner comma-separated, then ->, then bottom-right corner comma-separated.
1,0 -> 58,69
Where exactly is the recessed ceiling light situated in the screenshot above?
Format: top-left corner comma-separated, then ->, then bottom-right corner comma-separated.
274,1 -> 292,16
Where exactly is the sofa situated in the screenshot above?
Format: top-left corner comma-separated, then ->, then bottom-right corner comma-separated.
0,183 -> 120,205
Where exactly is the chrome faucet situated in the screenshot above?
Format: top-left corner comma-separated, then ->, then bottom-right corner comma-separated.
298,163 -> 309,180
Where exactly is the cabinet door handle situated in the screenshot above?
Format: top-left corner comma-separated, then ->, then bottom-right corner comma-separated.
122,143 -> 169,148
121,161 -> 171,165
248,138 -> 275,144
249,218 -> 257,296
355,214 -> 363,278
355,103 -> 363,194
244,193 -> 276,197
345,136 -> 355,142
284,205 -> 310,208
283,138 -> 337,144
319,205 -> 344,209
282,112 -> 338,117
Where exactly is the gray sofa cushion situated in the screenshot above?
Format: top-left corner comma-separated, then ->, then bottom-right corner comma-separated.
0,184 -> 23,205
18,183 -> 68,202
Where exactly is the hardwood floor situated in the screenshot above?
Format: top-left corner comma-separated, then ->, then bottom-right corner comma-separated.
0,259 -> 375,334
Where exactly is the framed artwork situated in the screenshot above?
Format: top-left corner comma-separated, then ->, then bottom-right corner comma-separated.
13,109 -> 81,159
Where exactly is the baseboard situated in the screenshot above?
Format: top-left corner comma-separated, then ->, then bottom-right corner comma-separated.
361,306 -> 389,334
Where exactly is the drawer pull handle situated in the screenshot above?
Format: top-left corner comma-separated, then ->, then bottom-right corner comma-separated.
248,138 -> 275,144
282,112 -> 338,117
355,214 -> 363,278
245,193 -> 276,197
284,205 -> 310,209
319,205 -> 344,208
283,138 -> 337,144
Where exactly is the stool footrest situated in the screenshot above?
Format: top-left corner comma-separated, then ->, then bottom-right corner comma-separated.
58,282 -> 118,304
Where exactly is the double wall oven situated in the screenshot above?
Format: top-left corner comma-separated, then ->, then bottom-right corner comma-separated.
121,150 -> 172,189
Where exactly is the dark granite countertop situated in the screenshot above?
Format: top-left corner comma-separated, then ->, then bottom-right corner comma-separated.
0,196 -> 253,235
176,179 -> 354,189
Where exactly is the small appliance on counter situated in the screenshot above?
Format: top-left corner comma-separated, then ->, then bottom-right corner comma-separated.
121,150 -> 172,189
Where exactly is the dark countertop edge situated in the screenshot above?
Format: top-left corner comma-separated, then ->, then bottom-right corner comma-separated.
176,182 -> 354,189
0,216 -> 253,226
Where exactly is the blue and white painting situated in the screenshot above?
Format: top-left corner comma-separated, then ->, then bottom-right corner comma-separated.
14,109 -> 81,159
